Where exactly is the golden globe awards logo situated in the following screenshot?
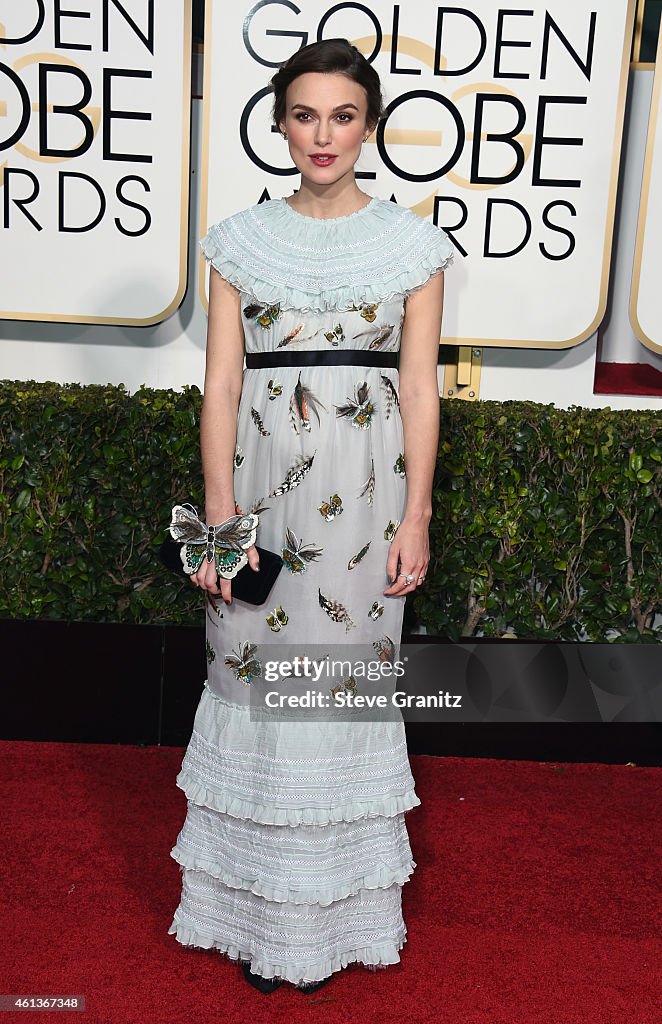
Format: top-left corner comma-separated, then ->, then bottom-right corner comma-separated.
202,0 -> 634,347
0,1 -> 191,324
239,3 -> 598,262
1,2 -> 159,235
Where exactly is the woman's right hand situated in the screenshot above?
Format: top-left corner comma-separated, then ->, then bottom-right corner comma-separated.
192,553 -> 225,600
192,544 -> 261,604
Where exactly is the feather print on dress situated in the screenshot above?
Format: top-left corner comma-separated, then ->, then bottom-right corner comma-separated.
352,324 -> 394,350
318,588 -> 356,631
348,542 -> 371,569
289,372 -> 326,434
358,458 -> 375,505
206,594 -> 223,629
246,497 -> 270,517
269,453 -> 316,496
335,381 -> 375,430
380,375 -> 400,419
251,407 -> 270,436
276,323 -> 305,348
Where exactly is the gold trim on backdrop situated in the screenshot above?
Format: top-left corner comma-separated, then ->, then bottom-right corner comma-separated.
631,61 -> 656,69
633,0 -> 646,63
629,9 -> 662,355
442,346 -> 482,402
0,1 -> 193,327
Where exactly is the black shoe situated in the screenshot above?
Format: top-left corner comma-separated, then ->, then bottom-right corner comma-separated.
241,961 -> 283,994
297,975 -> 332,994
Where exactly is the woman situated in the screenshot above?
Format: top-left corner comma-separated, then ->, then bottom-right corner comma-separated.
168,38 -> 454,994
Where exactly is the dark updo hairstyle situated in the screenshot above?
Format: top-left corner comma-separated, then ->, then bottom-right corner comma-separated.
271,38 -> 385,133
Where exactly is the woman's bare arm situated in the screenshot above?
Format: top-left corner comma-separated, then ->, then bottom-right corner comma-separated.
193,268 -> 259,601
383,271 -> 444,597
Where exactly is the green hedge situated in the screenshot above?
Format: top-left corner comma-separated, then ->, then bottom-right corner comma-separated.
1,380 -> 660,640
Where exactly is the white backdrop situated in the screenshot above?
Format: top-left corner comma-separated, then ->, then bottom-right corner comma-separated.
0,12 -> 660,408
0,0 -> 191,325
201,0 -> 634,349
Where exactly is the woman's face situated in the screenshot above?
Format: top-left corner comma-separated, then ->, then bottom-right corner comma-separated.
280,72 -> 372,189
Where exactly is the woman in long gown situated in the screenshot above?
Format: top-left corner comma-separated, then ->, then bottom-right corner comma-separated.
168,38 -> 454,994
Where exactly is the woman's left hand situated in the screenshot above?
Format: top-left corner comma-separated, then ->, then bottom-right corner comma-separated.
383,516 -> 430,596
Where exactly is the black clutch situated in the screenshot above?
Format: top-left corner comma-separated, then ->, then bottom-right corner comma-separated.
227,545 -> 283,604
158,535 -> 283,606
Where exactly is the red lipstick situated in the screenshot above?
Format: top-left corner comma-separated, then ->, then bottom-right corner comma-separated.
310,154 -> 337,166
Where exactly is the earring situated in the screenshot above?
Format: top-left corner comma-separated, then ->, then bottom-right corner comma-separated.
282,131 -> 288,140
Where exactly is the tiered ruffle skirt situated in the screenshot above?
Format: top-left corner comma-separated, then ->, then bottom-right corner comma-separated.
168,683 -> 420,985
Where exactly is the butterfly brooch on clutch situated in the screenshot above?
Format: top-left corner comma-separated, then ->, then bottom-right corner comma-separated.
168,504 -> 258,579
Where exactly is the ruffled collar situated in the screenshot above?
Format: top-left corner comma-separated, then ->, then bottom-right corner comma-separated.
201,196 -> 454,312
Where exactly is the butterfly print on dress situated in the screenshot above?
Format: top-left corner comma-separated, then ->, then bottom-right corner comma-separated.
243,302 -> 282,328
324,324 -> 345,346
266,606 -> 288,631
335,381 -> 375,430
350,302 -> 379,322
373,635 -> 395,662
318,494 -> 343,521
330,675 -> 358,700
384,520 -> 400,541
282,527 -> 323,574
224,642 -> 261,684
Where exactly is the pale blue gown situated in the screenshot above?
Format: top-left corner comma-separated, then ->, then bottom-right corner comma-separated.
168,196 -> 454,985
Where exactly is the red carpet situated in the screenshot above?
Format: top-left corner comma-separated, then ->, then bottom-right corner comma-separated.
594,360 -> 662,396
1,741 -> 660,1024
